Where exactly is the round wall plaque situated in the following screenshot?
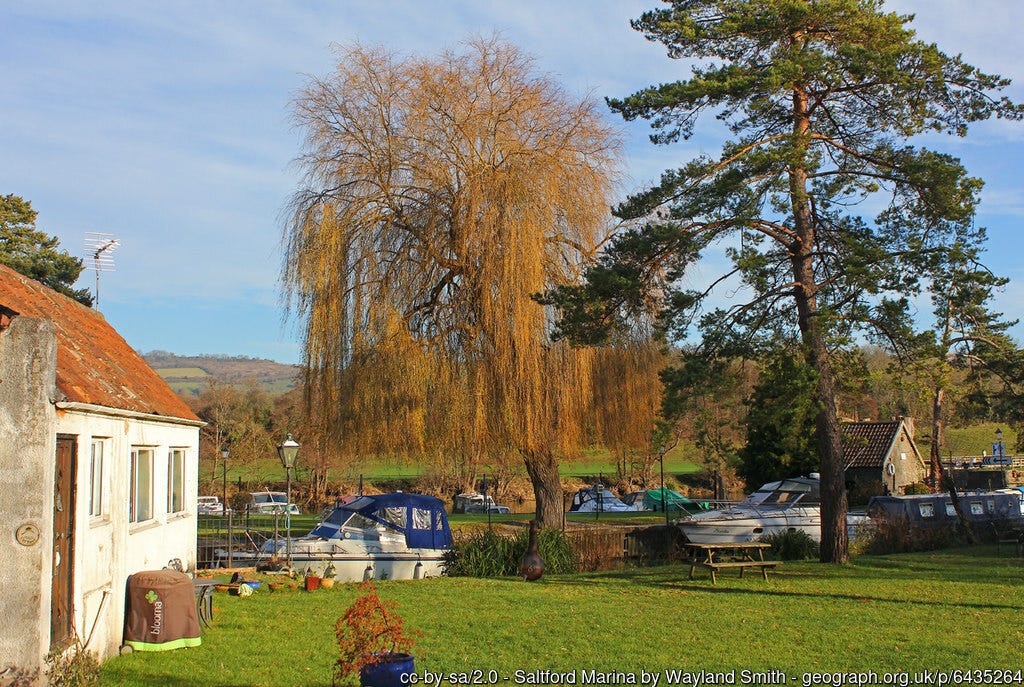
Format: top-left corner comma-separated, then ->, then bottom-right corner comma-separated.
16,523 -> 41,547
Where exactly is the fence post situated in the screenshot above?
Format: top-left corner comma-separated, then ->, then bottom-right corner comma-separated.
227,510 -> 234,568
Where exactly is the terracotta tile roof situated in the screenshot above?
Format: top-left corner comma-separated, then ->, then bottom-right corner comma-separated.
0,264 -> 198,421
842,420 -> 901,469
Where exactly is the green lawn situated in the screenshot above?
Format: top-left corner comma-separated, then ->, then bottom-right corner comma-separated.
217,450 -> 701,485
101,547 -> 1024,686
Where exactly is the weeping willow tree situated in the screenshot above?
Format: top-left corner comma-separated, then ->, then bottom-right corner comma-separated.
591,338 -> 666,484
283,37 -> 622,524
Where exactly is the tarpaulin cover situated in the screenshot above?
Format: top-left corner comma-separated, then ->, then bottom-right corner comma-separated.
124,570 -> 201,652
643,488 -> 706,513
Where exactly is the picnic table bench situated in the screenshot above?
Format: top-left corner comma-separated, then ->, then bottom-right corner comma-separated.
683,542 -> 780,584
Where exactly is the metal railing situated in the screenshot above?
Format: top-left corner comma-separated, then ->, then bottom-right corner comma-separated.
196,510 -> 296,569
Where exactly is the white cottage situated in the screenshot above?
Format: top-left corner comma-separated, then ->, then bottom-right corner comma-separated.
0,264 -> 202,680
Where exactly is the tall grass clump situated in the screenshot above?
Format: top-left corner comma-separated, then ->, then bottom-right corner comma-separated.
758,529 -> 819,560
444,527 -> 578,577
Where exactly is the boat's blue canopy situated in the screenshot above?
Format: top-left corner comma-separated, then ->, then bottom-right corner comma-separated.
309,493 -> 452,549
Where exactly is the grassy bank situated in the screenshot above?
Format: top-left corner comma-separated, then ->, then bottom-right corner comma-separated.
101,547 -> 1024,686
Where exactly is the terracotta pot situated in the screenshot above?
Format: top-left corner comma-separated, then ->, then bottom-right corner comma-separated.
305,575 -> 321,591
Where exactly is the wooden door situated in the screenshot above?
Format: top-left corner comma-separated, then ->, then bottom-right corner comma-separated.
51,435 -> 77,648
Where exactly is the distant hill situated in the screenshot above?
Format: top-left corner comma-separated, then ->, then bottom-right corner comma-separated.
143,351 -> 300,396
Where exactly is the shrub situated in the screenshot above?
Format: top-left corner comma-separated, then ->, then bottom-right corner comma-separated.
45,638 -> 100,687
333,582 -> 420,686
903,482 -> 932,495
443,526 -> 578,577
859,517 -> 963,555
758,529 -> 820,560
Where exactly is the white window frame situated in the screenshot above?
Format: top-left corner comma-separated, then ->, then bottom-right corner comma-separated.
89,438 -> 106,518
167,448 -> 186,514
130,447 -> 155,523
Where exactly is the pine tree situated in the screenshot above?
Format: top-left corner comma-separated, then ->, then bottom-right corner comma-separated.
549,0 -> 1022,561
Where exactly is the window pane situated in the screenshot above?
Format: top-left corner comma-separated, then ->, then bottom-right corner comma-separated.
412,508 -> 432,530
168,449 -> 185,513
89,440 -> 104,517
131,448 -> 154,523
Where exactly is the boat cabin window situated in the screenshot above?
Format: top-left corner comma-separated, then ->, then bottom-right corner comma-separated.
919,503 -> 934,518
381,507 -> 405,528
412,508 -> 432,530
338,513 -> 381,541
253,492 -> 287,504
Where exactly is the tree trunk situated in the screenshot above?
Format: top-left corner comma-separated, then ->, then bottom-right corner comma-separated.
929,387 -> 945,491
524,449 -> 564,526
789,80 -> 849,564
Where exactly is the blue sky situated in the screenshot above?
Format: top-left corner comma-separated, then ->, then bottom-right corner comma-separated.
3,1 -> 1022,365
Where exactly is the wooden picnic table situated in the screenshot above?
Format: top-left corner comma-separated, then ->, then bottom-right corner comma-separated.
682,542 -> 779,583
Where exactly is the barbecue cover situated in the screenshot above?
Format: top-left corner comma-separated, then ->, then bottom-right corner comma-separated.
123,570 -> 201,651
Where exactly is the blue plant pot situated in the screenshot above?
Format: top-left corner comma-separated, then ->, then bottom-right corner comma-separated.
359,653 -> 415,687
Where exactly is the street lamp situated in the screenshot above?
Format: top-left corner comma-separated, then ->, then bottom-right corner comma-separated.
659,443 -> 668,526
277,433 -> 301,565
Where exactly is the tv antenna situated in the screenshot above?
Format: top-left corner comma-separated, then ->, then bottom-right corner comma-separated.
84,232 -> 119,309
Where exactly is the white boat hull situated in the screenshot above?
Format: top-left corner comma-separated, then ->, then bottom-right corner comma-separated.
285,540 -> 446,580
216,544 -> 447,581
677,507 -> 867,544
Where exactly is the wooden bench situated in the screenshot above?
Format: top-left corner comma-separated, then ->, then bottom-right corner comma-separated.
690,560 -> 780,584
683,542 -> 780,584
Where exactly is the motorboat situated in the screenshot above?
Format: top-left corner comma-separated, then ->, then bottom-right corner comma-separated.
248,491 -> 300,515
453,491 -> 511,514
569,484 -> 638,512
675,475 -> 867,543
225,492 -> 452,581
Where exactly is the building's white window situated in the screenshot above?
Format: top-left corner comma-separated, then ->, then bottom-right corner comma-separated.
131,447 -> 155,523
89,439 -> 106,517
168,448 -> 186,514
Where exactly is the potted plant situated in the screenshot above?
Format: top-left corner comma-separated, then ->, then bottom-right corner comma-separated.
321,562 -> 337,589
333,582 -> 420,687
305,566 -> 321,591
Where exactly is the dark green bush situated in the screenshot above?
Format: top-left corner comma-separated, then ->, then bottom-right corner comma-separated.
903,482 -> 932,495
443,526 -> 578,577
758,529 -> 820,560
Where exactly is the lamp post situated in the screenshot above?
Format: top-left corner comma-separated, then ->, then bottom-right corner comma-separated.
659,443 -> 668,526
277,433 -> 300,565
221,446 -> 230,516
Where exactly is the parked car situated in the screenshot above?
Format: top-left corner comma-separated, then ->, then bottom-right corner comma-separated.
248,491 -> 300,515
197,495 -> 230,515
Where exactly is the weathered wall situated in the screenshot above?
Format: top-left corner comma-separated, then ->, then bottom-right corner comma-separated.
891,430 -> 926,492
55,409 -> 199,661
0,317 -> 57,683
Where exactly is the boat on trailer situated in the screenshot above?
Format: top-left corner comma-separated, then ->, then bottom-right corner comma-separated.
227,493 -> 452,581
675,475 -> 867,544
